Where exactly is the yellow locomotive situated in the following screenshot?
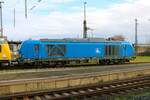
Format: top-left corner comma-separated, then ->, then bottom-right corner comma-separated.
0,38 -> 12,65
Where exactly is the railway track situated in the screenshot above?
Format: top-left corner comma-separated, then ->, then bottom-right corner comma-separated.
1,75 -> 150,100
0,62 -> 149,74
0,63 -> 150,81
0,61 -> 149,70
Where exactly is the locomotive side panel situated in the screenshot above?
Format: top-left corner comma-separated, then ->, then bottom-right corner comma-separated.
0,38 -> 12,65
66,43 -> 104,59
0,44 -> 12,62
19,40 -> 42,62
121,42 -> 135,61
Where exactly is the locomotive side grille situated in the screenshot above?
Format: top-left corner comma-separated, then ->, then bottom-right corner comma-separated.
105,45 -> 120,57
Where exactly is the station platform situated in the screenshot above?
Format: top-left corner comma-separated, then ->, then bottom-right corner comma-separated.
0,63 -> 150,96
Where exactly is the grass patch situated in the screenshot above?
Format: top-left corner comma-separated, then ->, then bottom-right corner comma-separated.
132,56 -> 150,63
114,90 -> 150,100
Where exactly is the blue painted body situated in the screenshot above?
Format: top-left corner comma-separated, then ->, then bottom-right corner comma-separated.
18,40 -> 135,62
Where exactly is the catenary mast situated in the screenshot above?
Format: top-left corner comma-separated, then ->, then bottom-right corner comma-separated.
83,2 -> 87,38
0,1 -> 4,36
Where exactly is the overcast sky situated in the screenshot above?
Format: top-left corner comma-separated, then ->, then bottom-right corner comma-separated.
2,0 -> 150,43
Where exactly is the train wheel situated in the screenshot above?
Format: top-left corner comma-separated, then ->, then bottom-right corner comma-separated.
102,60 -> 109,65
101,60 -> 106,65
119,60 -> 125,64
109,61 -> 114,65
106,60 -> 111,65
99,60 -> 103,64
76,60 -> 81,64
114,60 -> 119,64
8,61 -> 14,67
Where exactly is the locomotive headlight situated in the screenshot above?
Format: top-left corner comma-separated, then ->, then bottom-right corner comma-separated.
2,54 -> 7,59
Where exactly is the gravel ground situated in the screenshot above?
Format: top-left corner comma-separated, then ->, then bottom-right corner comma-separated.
0,63 -> 150,81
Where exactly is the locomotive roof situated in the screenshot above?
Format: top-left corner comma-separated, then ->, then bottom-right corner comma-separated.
40,38 -> 107,42
39,38 -> 129,43
22,39 -> 132,46
24,38 -> 131,44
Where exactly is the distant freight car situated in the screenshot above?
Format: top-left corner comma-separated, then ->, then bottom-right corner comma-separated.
18,38 -> 135,65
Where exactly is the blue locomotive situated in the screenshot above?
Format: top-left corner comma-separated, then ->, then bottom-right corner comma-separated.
18,38 -> 135,65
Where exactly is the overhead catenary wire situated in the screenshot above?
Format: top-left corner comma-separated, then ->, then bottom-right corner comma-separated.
30,0 -> 42,10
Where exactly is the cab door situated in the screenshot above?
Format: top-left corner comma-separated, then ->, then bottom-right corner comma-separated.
34,44 -> 40,59
0,45 -> 2,60
122,45 -> 126,57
